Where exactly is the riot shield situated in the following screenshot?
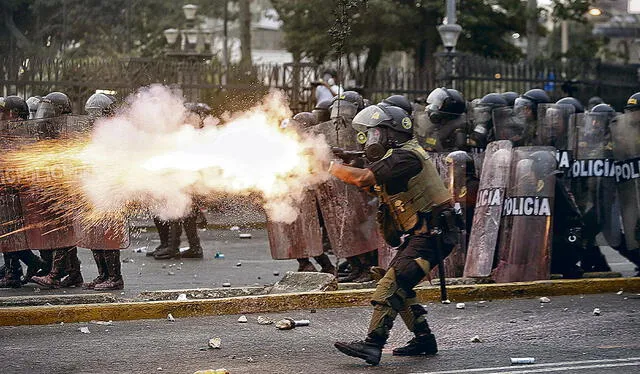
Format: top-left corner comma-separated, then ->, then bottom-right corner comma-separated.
312,119 -> 358,149
316,177 -> 381,258
429,150 -> 475,278
413,111 -> 439,151
464,140 -> 513,277
492,146 -> 556,283
493,106 -> 535,146
267,189 -> 324,260
535,103 -> 574,150
75,220 -> 130,250
0,116 -> 84,250
611,111 -> 640,252
569,112 -> 621,248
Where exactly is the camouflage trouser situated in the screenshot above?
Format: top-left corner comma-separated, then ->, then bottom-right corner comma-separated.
366,231 -> 451,345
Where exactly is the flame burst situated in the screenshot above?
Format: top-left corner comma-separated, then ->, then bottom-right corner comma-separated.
1,85 -> 331,228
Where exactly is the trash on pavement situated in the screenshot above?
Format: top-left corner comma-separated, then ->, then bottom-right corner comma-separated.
275,318 -> 310,330
511,357 -> 535,364
273,271 -> 280,276
222,282 -> 231,287
257,316 -> 273,325
215,252 -> 225,259
238,315 -> 248,323
90,320 -> 113,326
539,297 -> 551,303
208,338 -> 222,349
230,226 -> 240,231
79,327 -> 90,334
193,369 -> 229,374
470,335 -> 482,343
456,303 -> 465,309
167,313 -> 176,322
177,294 -> 188,301
239,233 -> 252,239
593,308 -> 601,316
236,262 -> 242,267
616,290 -> 623,295
122,257 -> 134,263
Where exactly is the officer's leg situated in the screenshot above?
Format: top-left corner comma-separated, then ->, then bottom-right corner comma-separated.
335,241 -> 428,365
610,235 -> 640,276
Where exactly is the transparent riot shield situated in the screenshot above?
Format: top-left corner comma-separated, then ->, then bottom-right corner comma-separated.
267,189 -> 324,260
312,119 -> 358,149
316,178 -> 381,258
413,110 -> 440,151
492,146 -> 556,282
0,117 -> 81,250
535,104 -> 575,150
611,111 -> 640,252
463,140 -> 513,277
493,106 -> 535,146
569,112 -> 621,248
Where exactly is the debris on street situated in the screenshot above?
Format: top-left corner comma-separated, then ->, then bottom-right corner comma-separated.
214,252 -> 225,259
167,313 -> 175,322
239,233 -> 252,239
238,315 -> 248,323
177,294 -> 188,301
511,357 -> 535,364
222,282 -> 231,287
456,303 -> 465,309
470,335 -> 482,343
257,316 -> 273,325
539,297 -> 551,303
208,337 -> 222,349
593,308 -> 601,316
79,327 -> 90,334
90,320 -> 113,326
275,318 -> 310,330
230,226 -> 240,231
193,369 -> 229,374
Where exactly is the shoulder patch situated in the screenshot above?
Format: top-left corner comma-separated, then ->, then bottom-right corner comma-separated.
381,148 -> 394,160
401,117 -> 412,129
371,112 -> 380,120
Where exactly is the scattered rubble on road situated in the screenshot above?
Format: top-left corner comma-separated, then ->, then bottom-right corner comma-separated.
208,337 -> 222,349
470,335 -> 482,343
539,297 -> 551,303
257,316 -> 273,325
237,315 -> 248,323
79,327 -> 90,334
593,308 -> 601,316
167,313 -> 175,322
456,303 -> 465,309
511,357 -> 535,364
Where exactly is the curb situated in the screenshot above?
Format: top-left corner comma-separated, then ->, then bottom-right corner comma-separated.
1,278 -> 638,327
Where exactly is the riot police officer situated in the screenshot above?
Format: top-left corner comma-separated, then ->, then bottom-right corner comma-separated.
422,87 -> 467,152
0,96 -> 29,121
312,100 -> 332,123
331,104 -> 460,365
330,90 -> 365,124
30,91 -> 84,288
501,91 -> 519,107
470,93 -> 509,148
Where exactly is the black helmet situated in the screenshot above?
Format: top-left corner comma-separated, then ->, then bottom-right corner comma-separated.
587,96 -> 604,110
44,91 -> 72,114
556,97 -> 584,113
625,92 -> 640,112
1,95 -> 29,120
312,99 -> 331,123
333,90 -> 364,111
591,103 -> 615,114
352,105 -> 413,162
426,87 -> 466,123
381,95 -> 413,115
292,111 -> 318,128
446,150 -> 476,177
85,93 -> 116,117
501,92 -> 519,107
514,88 -> 550,119
479,93 -> 508,109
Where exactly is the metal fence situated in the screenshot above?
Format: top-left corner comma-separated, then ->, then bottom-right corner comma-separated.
2,54 -> 639,114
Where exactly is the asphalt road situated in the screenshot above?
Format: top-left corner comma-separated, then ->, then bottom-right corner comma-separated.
0,228 -> 637,299
1,293 -> 638,374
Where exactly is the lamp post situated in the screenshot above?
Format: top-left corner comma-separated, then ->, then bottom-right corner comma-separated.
163,4 -> 213,59
437,0 -> 462,88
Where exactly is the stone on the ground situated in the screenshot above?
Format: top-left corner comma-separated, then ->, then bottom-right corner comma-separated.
167,313 -> 175,322
456,303 -> 465,309
269,271 -> 337,294
539,297 -> 551,303
176,293 -> 188,301
237,315 -> 248,323
257,316 -> 273,325
593,308 -> 601,316
79,327 -> 90,334
470,335 -> 482,343
208,337 -> 222,349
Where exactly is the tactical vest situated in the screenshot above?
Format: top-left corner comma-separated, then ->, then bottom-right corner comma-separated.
375,139 -> 452,232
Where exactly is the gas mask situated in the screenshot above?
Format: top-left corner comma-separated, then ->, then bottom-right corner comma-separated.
471,106 -> 493,146
359,126 -> 406,162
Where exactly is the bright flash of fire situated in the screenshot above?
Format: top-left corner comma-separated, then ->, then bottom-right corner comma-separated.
1,85 -> 331,227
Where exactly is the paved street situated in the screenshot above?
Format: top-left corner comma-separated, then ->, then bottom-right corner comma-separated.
0,226 -> 637,300
1,293 -> 639,373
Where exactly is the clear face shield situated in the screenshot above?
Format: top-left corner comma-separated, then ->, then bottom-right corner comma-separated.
330,100 -> 358,122
34,100 -> 58,119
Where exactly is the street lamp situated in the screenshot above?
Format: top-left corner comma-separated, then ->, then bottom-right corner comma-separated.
437,23 -> 462,52
183,4 -> 199,21
163,4 -> 213,58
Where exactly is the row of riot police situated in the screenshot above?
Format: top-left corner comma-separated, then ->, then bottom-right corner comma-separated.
0,92 -> 212,290
271,85 -> 640,287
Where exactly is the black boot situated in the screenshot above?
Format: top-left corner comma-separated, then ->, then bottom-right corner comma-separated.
154,221 -> 181,260
0,253 -> 22,288
338,257 -> 363,282
95,250 -> 124,290
313,253 -> 335,274
149,217 -> 171,256
83,250 -> 108,290
60,247 -> 83,288
15,250 -> 46,284
393,333 -> 438,356
297,258 -> 317,272
334,339 -> 383,366
181,215 -> 203,259
31,248 -> 68,288
38,250 -> 53,276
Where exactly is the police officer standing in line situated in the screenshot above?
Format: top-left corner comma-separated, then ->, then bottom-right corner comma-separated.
422,87 -> 467,152
330,104 -> 460,365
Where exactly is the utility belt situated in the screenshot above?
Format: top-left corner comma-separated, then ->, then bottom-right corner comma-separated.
378,199 -> 463,247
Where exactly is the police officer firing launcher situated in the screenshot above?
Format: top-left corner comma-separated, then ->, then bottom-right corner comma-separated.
328,103 -> 462,366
